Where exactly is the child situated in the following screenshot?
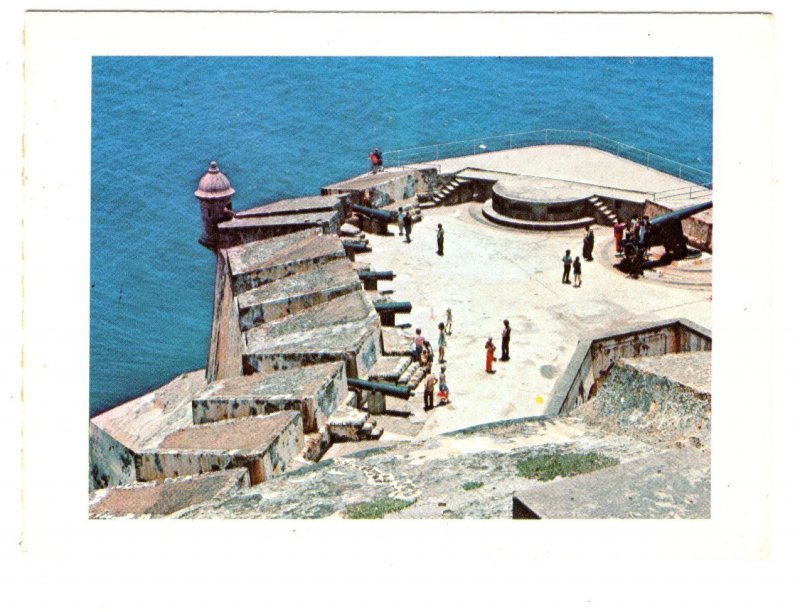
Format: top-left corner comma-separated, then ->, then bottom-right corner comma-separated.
437,322 -> 447,363
445,308 -> 453,335
573,256 -> 582,287
485,337 -> 496,374
437,366 -> 450,405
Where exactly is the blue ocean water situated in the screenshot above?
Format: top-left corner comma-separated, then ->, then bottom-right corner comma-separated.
90,56 -> 712,417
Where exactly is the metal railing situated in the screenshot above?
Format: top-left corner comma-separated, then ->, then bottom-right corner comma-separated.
383,129 -> 712,186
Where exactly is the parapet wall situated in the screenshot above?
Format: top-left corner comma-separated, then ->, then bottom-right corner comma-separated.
547,318 -> 711,417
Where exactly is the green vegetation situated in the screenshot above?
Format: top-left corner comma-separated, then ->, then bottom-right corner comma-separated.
462,481 -> 484,491
516,452 -> 618,481
344,497 -> 415,519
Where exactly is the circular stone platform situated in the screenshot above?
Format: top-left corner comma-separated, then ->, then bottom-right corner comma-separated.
491,175 -> 597,223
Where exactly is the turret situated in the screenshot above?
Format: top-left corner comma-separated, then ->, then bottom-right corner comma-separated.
195,161 -> 235,250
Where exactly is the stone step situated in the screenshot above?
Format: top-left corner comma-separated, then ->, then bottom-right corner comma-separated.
89,468 -> 251,518
368,355 -> 412,382
358,421 -> 374,438
138,412 -> 305,486
225,229 -> 347,295
370,426 -> 384,440
192,361 -> 348,434
237,258 -> 362,331
482,202 -> 595,232
397,361 -> 419,385
328,405 -> 370,442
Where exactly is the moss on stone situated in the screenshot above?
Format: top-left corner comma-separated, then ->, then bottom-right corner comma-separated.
462,481 -> 484,491
516,452 -> 618,481
344,497 -> 415,519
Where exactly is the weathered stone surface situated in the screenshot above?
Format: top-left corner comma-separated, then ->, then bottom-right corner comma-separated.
89,468 -> 250,518
512,447 -> 710,519
578,352 -> 711,449
225,229 -> 346,294
90,370 -> 206,452
206,252 -> 244,382
244,291 -> 377,344
380,327 -> 414,356
89,422 -> 137,491
243,319 -> 381,379
174,417 -> 672,519
236,258 -> 361,330
138,411 -> 304,484
217,209 -> 342,248
367,355 -> 411,382
192,361 -> 347,433
235,194 -> 344,218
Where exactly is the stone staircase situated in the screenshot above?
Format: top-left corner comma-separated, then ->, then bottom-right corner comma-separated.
588,195 -> 618,225
421,175 -> 472,208
327,405 -> 384,442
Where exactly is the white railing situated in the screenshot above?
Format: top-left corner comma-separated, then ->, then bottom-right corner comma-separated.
383,129 -> 712,186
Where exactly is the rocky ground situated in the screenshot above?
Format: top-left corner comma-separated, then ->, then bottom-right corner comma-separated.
175,416 -> 667,519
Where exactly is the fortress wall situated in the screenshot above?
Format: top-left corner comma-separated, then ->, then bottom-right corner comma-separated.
206,252 -> 244,383
578,354 -> 712,449
353,324 -> 381,377
550,319 -> 711,417
89,422 -> 137,491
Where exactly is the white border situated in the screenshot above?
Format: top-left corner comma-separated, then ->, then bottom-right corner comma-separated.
10,5 -> 795,609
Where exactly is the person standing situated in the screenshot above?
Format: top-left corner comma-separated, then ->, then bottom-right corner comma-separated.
613,219 -> 625,255
438,366 -> 449,405
373,147 -> 383,172
436,223 -> 444,256
424,371 -> 438,411
397,207 -> 406,239
412,328 -> 425,362
437,322 -> 447,363
500,320 -> 511,361
583,225 -> 595,261
562,249 -> 573,284
445,308 -> 453,335
403,210 -> 413,242
573,256 -> 582,287
485,337 -> 496,374
369,150 -> 379,174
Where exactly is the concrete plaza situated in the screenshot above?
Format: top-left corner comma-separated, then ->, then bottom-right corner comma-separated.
359,201 -> 712,439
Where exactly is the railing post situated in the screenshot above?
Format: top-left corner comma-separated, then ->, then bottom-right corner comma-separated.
509,135 -> 513,149
545,129 -> 549,145
436,145 -> 440,161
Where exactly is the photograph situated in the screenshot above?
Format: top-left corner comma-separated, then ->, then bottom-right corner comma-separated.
87,55 -> 715,519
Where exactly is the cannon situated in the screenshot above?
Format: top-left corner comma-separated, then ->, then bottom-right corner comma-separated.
620,200 -> 712,277
341,239 -> 372,261
372,300 -> 413,326
352,204 -> 396,235
357,269 -> 396,290
347,377 -> 413,400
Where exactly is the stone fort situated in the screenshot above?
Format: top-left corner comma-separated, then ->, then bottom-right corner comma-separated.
89,133 -> 712,519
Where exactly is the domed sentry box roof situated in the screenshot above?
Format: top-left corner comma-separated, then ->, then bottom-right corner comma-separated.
195,161 -> 236,199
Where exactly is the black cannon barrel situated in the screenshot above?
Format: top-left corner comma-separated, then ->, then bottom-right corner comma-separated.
347,377 -> 413,399
649,200 -> 713,227
372,301 -> 413,314
358,270 -> 396,281
352,204 -> 396,222
342,240 -> 372,253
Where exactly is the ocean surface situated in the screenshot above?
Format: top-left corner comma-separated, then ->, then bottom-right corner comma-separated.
90,57 -> 712,417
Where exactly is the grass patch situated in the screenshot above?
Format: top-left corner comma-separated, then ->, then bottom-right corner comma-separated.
462,481 -> 484,491
516,452 -> 619,481
344,497 -> 415,519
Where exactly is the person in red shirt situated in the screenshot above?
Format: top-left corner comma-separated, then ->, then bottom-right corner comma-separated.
485,337 -> 496,374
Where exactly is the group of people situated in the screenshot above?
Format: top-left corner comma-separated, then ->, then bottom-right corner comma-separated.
395,210 -> 445,256
484,319 -> 511,374
612,215 -> 651,256
413,309 -> 454,410
559,225 -> 596,287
